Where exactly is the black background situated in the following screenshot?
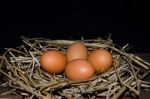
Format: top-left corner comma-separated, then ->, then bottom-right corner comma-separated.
0,0 -> 150,53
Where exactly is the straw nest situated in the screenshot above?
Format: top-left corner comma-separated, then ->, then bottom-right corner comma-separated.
0,36 -> 150,99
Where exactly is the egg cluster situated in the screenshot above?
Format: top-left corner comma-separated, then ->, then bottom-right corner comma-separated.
40,42 -> 113,81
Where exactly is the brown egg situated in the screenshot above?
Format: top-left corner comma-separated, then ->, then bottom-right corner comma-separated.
40,50 -> 67,74
65,59 -> 95,81
66,42 -> 88,62
88,49 -> 113,73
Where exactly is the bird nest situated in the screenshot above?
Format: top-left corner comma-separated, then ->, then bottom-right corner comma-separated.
0,36 -> 150,99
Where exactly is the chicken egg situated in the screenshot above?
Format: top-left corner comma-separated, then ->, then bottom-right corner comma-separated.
66,42 -> 88,62
40,50 -> 67,74
88,49 -> 113,73
65,59 -> 95,81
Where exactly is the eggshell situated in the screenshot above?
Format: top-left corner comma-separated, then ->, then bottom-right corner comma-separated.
40,50 -> 67,74
66,42 -> 88,62
65,59 -> 95,81
88,49 -> 113,73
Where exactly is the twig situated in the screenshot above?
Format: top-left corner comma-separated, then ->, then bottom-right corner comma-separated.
23,40 -> 42,54
0,69 -> 43,98
123,56 -> 140,92
106,85 -> 112,99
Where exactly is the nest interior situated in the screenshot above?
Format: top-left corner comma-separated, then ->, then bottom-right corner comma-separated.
0,36 -> 150,99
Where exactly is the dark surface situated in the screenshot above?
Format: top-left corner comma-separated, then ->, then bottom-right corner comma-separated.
0,53 -> 150,99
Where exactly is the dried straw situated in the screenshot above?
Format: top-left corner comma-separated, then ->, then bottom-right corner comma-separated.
0,36 -> 150,99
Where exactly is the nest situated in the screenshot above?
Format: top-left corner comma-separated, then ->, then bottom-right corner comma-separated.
0,36 -> 150,99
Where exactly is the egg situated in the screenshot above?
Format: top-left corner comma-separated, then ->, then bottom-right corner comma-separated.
65,59 -> 95,81
40,50 -> 67,74
66,42 -> 88,62
88,49 -> 113,73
